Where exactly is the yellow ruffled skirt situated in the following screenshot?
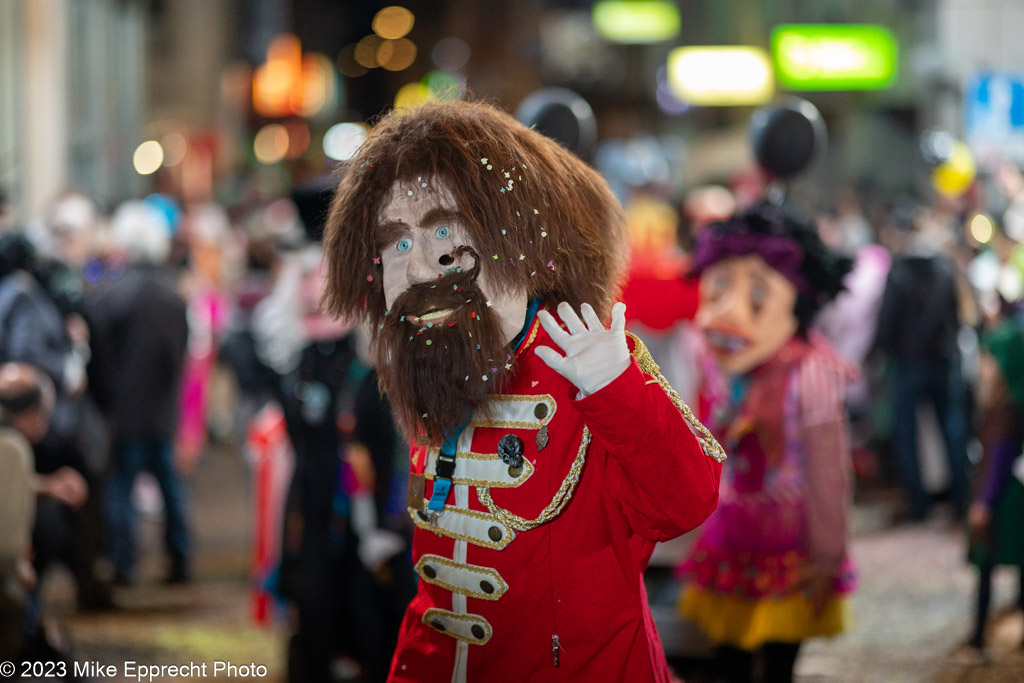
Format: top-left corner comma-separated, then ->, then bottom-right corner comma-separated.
679,587 -> 849,651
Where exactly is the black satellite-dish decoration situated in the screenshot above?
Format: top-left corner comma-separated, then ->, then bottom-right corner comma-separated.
515,87 -> 598,162
749,97 -> 828,182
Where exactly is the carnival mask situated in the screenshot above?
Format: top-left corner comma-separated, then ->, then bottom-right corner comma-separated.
696,254 -> 799,376
376,179 -> 528,442
380,179 -> 528,344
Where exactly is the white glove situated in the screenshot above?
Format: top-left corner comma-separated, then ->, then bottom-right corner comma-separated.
535,302 -> 631,396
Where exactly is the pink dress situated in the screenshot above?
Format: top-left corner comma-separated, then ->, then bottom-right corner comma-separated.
677,336 -> 856,649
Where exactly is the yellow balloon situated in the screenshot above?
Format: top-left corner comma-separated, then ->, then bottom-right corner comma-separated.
932,141 -> 976,198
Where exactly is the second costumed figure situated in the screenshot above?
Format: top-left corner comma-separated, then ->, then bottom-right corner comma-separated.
677,201 -> 857,682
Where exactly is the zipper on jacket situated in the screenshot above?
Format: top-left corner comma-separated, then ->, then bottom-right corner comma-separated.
552,634 -> 561,668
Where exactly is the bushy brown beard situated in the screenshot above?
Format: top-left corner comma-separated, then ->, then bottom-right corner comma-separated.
374,248 -> 515,444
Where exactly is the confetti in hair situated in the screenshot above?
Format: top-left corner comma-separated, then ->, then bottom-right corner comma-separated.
321,99 -> 628,339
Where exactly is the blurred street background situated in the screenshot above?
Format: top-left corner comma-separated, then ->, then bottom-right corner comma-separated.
3,0 -> 1024,681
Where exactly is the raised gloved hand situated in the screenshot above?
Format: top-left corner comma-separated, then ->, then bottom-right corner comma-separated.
535,302 -> 630,396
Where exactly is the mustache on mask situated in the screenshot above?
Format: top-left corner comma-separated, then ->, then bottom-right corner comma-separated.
387,245 -> 483,326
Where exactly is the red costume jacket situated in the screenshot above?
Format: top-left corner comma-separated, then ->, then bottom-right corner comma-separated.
389,314 -> 724,682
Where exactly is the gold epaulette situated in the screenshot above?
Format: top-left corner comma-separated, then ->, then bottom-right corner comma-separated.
625,331 -> 727,463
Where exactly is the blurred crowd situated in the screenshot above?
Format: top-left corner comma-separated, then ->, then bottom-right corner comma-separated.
0,183 -> 416,680
0,147 -> 1023,680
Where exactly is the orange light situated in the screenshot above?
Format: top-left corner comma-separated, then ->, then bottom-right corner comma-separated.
268,34 -> 302,65
298,53 -> 334,117
252,34 -> 341,119
252,62 -> 289,116
254,124 -> 289,164
253,34 -> 303,117
373,6 -> 415,40
378,38 -> 417,71
355,35 -> 384,68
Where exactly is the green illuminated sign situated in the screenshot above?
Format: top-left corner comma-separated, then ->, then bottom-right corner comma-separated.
592,0 -> 681,44
771,24 -> 898,90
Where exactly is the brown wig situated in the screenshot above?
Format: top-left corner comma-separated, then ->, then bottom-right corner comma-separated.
321,99 -> 628,330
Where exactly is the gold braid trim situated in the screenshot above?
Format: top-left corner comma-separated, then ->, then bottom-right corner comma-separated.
625,331 -> 727,463
477,427 -> 591,532
515,315 -> 542,355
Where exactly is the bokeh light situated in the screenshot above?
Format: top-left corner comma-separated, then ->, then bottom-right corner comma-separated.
1000,262 -> 1024,301
254,124 -> 290,164
160,133 -> 187,167
432,37 -> 470,72
394,82 -> 433,110
133,140 -> 165,175
1004,200 -> 1024,242
337,44 -> 369,78
355,35 -> 385,68
667,47 -> 773,106
252,34 -> 302,117
970,213 -> 994,245
372,6 -> 415,40
592,0 -> 681,44
323,122 -> 368,161
423,70 -> 462,101
378,38 -> 417,71
772,24 -> 898,91
298,53 -> 335,117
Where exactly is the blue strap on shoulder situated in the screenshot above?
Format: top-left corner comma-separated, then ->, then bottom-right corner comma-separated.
427,429 -> 461,511
426,298 -> 542,512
